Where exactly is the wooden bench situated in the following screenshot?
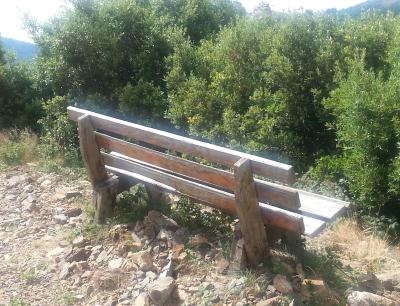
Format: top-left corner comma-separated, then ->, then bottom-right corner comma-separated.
68,106 -> 351,264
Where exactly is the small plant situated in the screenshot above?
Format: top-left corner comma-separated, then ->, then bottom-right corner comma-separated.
54,292 -> 76,305
272,293 -> 294,306
261,258 -> 287,278
36,260 -> 52,271
21,268 -> 38,285
194,285 -> 219,306
9,299 -> 31,306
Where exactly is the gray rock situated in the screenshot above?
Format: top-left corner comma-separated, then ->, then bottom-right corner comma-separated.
148,277 -> 175,305
273,274 -> 292,294
376,271 -> 400,292
65,207 -> 82,217
147,210 -> 181,233
348,291 -> 399,306
137,251 -> 155,271
96,250 -> 108,263
135,292 -> 150,306
26,194 -> 37,203
25,202 -> 39,212
108,258 -> 123,269
59,262 -> 70,280
53,214 -> 68,225
68,248 -> 86,263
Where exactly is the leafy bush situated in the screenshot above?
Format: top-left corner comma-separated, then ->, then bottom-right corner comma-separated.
37,96 -> 83,169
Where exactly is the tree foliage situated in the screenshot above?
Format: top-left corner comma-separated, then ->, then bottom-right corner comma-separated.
1,3 -> 400,219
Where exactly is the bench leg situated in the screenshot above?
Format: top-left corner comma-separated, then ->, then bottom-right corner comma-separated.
93,177 -> 119,223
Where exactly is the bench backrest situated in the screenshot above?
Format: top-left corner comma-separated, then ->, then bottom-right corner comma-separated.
67,106 -> 306,234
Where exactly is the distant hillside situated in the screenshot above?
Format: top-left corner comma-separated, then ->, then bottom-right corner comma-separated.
2,38 -> 38,62
329,0 -> 400,17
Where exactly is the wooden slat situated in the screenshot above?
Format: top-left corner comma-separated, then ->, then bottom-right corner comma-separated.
106,165 -> 322,237
101,153 -> 305,233
234,158 -> 269,266
297,190 -> 348,222
68,107 -> 296,185
108,145 -> 346,225
95,132 -> 301,209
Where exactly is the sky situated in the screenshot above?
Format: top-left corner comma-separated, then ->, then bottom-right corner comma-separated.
1,0 -> 366,43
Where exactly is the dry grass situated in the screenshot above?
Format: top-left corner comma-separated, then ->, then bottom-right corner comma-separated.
0,128 -> 39,166
323,217 -> 391,268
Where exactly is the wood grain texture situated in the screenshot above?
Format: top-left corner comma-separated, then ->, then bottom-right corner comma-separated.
95,132 -> 300,209
78,115 -> 108,187
101,153 -> 305,233
93,177 -> 119,223
68,107 -> 296,185
234,158 -> 269,267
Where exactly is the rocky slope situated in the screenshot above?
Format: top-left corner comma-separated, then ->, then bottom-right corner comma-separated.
1,166 -> 400,306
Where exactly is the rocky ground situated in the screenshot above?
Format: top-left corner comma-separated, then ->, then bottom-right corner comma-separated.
1,165 -> 400,306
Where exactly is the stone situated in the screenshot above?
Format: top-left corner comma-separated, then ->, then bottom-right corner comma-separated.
7,174 -> 26,187
108,258 -> 123,269
65,207 -> 83,217
215,251 -> 229,274
135,292 -> 150,306
59,262 -> 70,280
96,250 -> 108,263
148,277 -> 175,305
68,248 -> 86,262
65,191 -> 82,199
188,235 -> 209,247
4,194 -> 17,201
27,195 -> 37,204
25,202 -> 40,213
171,244 -> 184,262
53,214 -> 68,225
281,262 -> 295,274
72,236 -> 85,246
131,242 -> 142,253
134,221 -> 145,232
147,210 -> 181,233
40,180 -> 52,187
348,291 -> 399,306
376,271 -> 400,292
137,251 -> 155,271
273,274 -> 292,294
357,273 -> 382,292
46,246 -> 65,258
23,184 -> 34,193
143,223 -> 156,238
301,279 -> 329,298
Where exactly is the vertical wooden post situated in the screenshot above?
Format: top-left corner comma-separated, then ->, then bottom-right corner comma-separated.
78,114 -> 118,223
234,158 -> 269,267
93,177 -> 119,223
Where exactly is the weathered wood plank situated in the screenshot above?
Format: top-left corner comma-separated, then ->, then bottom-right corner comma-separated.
95,132 -> 300,209
102,153 -> 305,233
77,115 -> 108,187
93,177 -> 119,223
234,158 -> 269,267
297,190 -> 348,222
68,107 -> 296,185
